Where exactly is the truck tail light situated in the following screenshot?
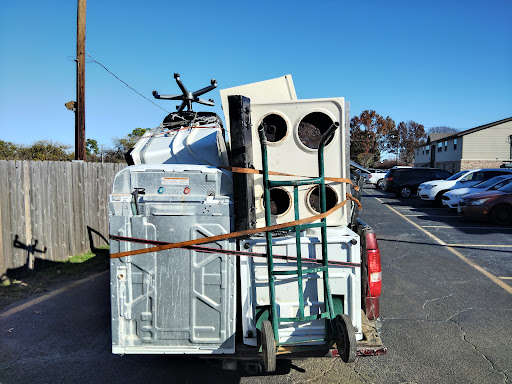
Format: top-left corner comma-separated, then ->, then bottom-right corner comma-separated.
365,231 -> 382,298
365,231 -> 382,320
367,249 -> 382,297
386,177 -> 393,181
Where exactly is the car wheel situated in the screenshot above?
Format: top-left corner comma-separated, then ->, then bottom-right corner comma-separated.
400,186 -> 412,198
490,204 -> 512,225
434,190 -> 449,206
377,179 -> 385,189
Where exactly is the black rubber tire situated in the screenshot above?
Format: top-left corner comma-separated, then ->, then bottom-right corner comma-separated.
377,179 -> 385,189
336,314 -> 357,363
489,203 -> 512,225
434,190 -> 449,206
399,186 -> 412,198
261,320 -> 276,372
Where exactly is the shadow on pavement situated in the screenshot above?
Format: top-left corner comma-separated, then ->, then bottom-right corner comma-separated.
378,238 -> 512,254
0,271 -> 305,384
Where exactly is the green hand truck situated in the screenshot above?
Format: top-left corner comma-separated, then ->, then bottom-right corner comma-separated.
257,121 -> 357,372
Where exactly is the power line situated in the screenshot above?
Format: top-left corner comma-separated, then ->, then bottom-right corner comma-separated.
86,53 -> 170,114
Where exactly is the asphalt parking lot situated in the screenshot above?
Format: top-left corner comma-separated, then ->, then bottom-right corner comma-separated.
1,185 -> 511,383
365,185 -> 512,282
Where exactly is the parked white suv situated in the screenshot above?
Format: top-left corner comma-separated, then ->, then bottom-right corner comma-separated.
367,169 -> 389,189
442,175 -> 512,208
417,169 -> 512,204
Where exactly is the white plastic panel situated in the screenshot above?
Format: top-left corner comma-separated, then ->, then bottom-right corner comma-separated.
220,75 -> 297,130
130,124 -> 229,168
249,98 -> 348,227
239,227 -> 362,347
249,98 -> 346,176
252,175 -> 345,227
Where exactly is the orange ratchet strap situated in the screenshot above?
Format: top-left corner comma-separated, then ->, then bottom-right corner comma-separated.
110,193 -> 361,259
223,166 -> 359,191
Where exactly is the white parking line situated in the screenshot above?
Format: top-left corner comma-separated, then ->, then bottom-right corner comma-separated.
371,195 -> 512,295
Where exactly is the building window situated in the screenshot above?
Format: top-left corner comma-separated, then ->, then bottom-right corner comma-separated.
438,142 -> 442,152
426,146 -> 429,154
422,147 -> 424,155
444,141 -> 448,151
454,138 -> 457,150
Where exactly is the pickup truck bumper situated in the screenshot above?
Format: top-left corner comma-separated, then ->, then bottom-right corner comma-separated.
208,312 -> 386,372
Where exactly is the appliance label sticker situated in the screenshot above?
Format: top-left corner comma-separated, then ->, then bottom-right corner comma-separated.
162,177 -> 189,185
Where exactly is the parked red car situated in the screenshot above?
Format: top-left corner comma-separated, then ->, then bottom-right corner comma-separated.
458,182 -> 512,225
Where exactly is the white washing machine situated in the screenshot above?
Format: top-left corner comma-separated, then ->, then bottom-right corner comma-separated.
239,227 -> 362,347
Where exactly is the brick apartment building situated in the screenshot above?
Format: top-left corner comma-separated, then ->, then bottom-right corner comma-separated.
414,117 -> 512,173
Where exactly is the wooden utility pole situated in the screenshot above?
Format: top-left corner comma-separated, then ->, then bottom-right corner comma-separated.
75,0 -> 86,160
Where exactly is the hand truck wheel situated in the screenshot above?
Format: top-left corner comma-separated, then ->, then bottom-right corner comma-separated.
261,320 -> 276,372
336,314 -> 357,363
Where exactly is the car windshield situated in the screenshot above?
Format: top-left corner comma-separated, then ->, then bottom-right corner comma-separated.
498,182 -> 512,193
473,176 -> 507,189
446,170 -> 469,181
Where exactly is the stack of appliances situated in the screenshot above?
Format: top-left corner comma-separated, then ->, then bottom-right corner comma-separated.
221,77 -> 362,348
109,74 -> 362,358
110,75 -> 237,354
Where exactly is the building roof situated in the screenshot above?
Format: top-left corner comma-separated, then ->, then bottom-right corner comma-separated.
428,133 -> 453,142
415,116 -> 512,148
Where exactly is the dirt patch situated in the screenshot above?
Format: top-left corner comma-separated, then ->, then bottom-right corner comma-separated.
0,248 -> 109,311
298,121 -> 322,149
308,186 -> 338,213
297,112 -> 335,149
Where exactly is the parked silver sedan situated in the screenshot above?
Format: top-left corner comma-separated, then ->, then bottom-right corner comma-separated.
442,175 -> 512,208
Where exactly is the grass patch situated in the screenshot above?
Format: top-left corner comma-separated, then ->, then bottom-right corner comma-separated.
0,246 -> 110,310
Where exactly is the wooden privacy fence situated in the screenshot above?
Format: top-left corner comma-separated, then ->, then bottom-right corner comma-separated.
0,160 -> 126,279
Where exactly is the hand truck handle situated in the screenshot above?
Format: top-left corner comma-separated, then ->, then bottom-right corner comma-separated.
318,122 -> 340,152
258,122 -> 268,147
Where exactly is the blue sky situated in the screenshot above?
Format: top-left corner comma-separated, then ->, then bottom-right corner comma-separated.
1,0 -> 511,149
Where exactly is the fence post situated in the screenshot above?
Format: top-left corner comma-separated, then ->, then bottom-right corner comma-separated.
23,161 -> 33,271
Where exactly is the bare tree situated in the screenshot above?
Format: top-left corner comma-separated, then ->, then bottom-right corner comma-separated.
428,126 -> 459,133
350,110 -> 395,167
386,121 -> 427,165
